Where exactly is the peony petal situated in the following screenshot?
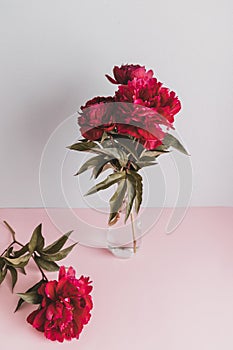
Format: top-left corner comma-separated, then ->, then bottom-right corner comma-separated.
32,308 -> 46,331
45,281 -> 57,300
58,266 -> 66,280
67,266 -> 76,279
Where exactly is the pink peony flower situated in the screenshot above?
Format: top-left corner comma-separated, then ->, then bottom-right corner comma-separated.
27,266 -> 93,342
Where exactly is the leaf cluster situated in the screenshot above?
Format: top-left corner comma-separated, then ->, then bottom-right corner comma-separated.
68,132 -> 188,224
0,223 -> 76,309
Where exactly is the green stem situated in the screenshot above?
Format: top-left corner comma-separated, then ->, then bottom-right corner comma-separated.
130,213 -> 137,254
32,255 -> 48,281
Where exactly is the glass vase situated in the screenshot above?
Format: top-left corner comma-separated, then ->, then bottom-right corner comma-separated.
107,206 -> 142,259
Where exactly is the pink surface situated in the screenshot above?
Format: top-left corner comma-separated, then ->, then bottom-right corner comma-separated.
0,207 -> 233,349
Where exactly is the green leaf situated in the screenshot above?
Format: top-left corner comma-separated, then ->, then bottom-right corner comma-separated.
7,266 -> 18,292
42,231 -> 73,254
13,244 -> 29,258
4,254 -> 30,268
41,243 -> 77,262
68,141 -> 100,152
114,138 -> 139,161
86,146 -> 128,167
135,160 -> 157,169
92,158 -> 112,179
28,224 -> 45,253
125,175 -> 137,223
0,257 -> 5,269
85,172 -> 126,196
0,267 -> 7,285
162,133 -> 189,155
108,179 -> 127,225
140,149 -> 169,159
34,256 -> 59,271
128,171 -> 143,214
17,291 -> 42,305
14,280 -> 45,312
75,155 -> 108,176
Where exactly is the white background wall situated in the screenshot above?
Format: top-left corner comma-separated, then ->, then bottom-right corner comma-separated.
0,0 -> 232,208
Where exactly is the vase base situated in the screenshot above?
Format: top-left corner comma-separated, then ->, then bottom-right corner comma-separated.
107,242 -> 141,259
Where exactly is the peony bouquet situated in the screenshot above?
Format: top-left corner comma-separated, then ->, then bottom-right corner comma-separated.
69,64 -> 188,226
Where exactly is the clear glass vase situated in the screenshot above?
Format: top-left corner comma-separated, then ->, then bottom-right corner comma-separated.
107,206 -> 142,259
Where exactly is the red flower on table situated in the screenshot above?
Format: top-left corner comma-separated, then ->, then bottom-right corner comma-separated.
27,266 -> 93,342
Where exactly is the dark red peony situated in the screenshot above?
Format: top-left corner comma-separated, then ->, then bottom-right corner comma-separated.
106,64 -> 153,85
77,64 -> 181,150
115,77 -> 181,124
79,96 -> 115,140
27,266 -> 93,342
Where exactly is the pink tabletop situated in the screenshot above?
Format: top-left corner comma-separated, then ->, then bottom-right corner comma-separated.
0,207 -> 233,349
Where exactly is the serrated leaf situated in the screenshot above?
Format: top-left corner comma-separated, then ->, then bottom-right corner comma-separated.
34,256 -> 59,272
7,266 -> 18,292
29,224 -> 45,253
17,291 -> 42,305
41,243 -> 77,262
4,254 -> 30,268
85,172 -> 126,196
162,133 -> 189,155
108,179 -> 127,225
128,171 -> 143,214
125,175 -> 136,223
13,244 -> 29,258
42,231 -> 73,254
68,141 -> 100,152
14,280 -> 45,312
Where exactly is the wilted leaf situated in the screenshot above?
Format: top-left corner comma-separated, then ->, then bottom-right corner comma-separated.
34,256 -> 59,272
41,243 -> 77,262
17,291 -> 42,305
4,254 -> 30,268
14,280 -> 45,312
85,172 -> 126,196
42,231 -> 73,254
108,179 -> 127,225
162,133 -> 189,155
7,266 -> 18,292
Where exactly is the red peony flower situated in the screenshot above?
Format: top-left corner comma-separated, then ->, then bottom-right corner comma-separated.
27,266 -> 93,342
106,64 -> 153,85
79,96 -> 115,140
115,77 -> 181,124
